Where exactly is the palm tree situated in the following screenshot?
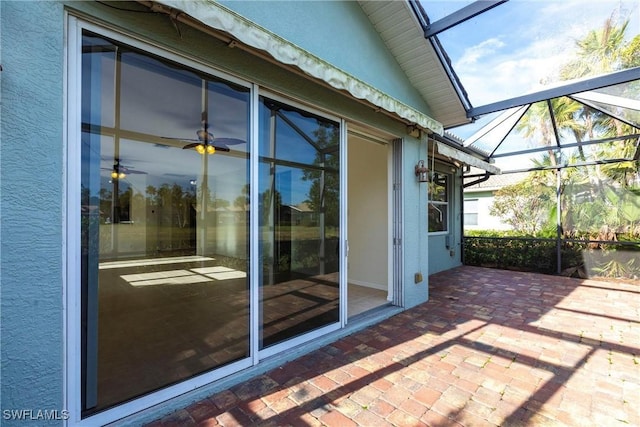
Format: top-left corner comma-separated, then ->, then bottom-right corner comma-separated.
560,16 -> 629,80
515,97 -> 587,166
513,15 -> 638,231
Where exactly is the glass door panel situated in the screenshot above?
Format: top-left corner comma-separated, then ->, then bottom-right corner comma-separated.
258,97 -> 341,349
81,32 -> 250,416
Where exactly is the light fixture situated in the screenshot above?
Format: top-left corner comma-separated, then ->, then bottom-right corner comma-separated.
415,160 -> 429,183
111,161 -> 126,180
193,143 -> 216,155
191,129 -> 218,155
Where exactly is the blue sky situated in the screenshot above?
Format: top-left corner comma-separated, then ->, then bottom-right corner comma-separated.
420,1 -> 640,170
423,0 -> 639,110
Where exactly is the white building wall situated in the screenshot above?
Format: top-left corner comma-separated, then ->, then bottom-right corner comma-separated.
464,192 -> 512,231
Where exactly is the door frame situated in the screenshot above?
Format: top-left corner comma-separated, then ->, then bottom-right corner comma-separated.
252,90 -> 346,360
344,127 -> 401,321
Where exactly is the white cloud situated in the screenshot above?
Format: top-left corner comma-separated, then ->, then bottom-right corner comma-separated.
446,0 -> 639,107
457,48 -> 571,106
456,38 -> 505,67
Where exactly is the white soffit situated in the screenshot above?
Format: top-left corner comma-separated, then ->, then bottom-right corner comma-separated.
435,141 -> 501,175
358,0 -> 470,129
150,0 -> 444,135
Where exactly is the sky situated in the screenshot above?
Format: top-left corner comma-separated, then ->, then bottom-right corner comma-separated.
422,0 -> 640,138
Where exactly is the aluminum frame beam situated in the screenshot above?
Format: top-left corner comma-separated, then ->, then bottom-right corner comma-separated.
572,91 -> 640,111
424,1 -> 508,38
467,67 -> 640,118
489,134 -> 640,158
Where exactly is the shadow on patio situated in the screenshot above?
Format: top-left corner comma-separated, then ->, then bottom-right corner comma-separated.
146,266 -> 639,426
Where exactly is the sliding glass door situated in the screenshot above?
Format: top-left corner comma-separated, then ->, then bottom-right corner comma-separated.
81,32 -> 251,415
79,28 -> 343,419
258,98 -> 341,350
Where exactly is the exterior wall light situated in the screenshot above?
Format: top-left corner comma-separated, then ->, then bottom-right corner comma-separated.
415,160 -> 429,183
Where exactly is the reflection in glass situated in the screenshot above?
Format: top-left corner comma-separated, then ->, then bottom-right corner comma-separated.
258,97 -> 340,349
574,82 -> 640,129
81,32 -> 250,416
429,172 -> 449,232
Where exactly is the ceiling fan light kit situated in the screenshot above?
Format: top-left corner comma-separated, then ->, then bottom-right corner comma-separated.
111,170 -> 126,180
193,143 -> 216,155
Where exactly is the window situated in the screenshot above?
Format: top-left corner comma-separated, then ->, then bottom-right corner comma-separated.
464,199 -> 479,226
428,172 -> 449,233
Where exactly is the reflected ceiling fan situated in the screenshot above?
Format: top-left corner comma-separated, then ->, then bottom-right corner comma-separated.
164,113 -> 245,155
182,129 -> 245,155
101,159 -> 147,180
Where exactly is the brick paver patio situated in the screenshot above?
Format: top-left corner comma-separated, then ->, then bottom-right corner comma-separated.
146,266 -> 639,426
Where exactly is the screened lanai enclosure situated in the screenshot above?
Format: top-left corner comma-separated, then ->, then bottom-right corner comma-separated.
411,0 -> 640,278
461,78 -> 640,278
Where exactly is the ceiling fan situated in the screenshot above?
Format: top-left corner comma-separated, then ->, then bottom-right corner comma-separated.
102,159 -> 147,180
162,112 -> 245,155
180,128 -> 245,155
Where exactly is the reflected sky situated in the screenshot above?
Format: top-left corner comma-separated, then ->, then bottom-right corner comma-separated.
83,32 -> 251,206
81,31 -> 345,209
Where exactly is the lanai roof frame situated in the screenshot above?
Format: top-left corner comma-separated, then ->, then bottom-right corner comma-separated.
410,0 -> 640,172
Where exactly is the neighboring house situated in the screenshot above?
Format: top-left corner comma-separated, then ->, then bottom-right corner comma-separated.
279,203 -> 317,227
1,1 -> 496,425
463,172 -> 530,231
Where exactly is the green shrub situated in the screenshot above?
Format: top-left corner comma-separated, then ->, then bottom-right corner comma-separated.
463,231 -> 639,278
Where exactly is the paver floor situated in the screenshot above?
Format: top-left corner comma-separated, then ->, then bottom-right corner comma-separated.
146,266 -> 640,426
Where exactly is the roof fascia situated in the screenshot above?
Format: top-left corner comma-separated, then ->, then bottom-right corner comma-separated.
408,0 -> 473,113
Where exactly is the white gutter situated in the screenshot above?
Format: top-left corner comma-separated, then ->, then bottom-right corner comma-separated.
435,141 -> 501,174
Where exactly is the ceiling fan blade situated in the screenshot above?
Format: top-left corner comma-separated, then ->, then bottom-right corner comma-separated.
211,145 -> 231,152
161,136 -> 199,142
212,137 -> 245,146
182,142 -> 200,149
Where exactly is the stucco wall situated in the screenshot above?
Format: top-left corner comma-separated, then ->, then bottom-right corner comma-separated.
1,1 -> 433,423
1,1 -> 66,424
218,0 -> 432,115
401,137 -> 430,307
